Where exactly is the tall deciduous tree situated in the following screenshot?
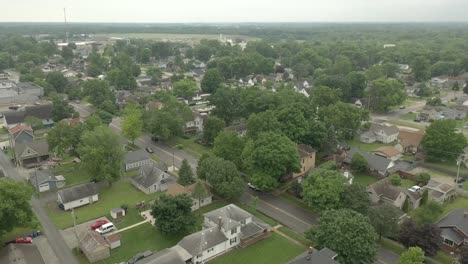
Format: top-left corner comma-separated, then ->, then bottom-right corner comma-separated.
368,203 -> 401,240
197,157 -> 244,199
51,95 -> 75,122
351,153 -> 368,172
302,169 -> 346,211
151,194 -> 195,234
201,68 -> 223,93
178,159 -> 195,186
46,71 -> 68,94
276,106 -> 308,142
122,104 -> 143,144
413,201 -> 443,225
319,102 -> 369,140
78,126 -> 123,184
213,131 -> 245,168
203,116 -> 225,144
398,247 -> 425,264
422,120 -> 466,161
47,122 -> 84,157
368,78 -> 406,112
307,209 -> 377,264
0,179 -> 33,239
412,56 -> 431,82
246,110 -> 281,139
173,79 -> 197,99
399,219 -> 441,257
340,184 -> 370,215
242,132 -> 300,190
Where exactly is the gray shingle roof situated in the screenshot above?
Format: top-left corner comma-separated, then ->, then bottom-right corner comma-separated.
440,228 -> 464,245
131,163 -> 171,189
370,123 -> 399,136
177,227 -> 227,256
367,178 -> 402,202
29,169 -> 62,185
15,139 -> 50,158
239,222 -> 263,239
135,248 -> 185,264
344,148 -> 392,173
124,150 -> 150,164
287,248 -> 339,264
204,204 -> 251,230
58,182 -> 98,203
437,209 -> 468,237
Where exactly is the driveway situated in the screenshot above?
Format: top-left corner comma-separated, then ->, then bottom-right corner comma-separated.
61,216 -> 113,249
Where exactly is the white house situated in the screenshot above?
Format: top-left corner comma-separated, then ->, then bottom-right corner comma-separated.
360,123 -> 399,144
184,111 -> 207,134
57,183 -> 98,210
123,150 -> 152,172
130,163 -> 174,194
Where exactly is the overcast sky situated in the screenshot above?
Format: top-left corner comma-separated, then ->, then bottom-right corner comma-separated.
2,0 -> 468,23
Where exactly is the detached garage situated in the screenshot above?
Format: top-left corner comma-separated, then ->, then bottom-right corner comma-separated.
30,169 -> 65,193
57,182 -> 99,210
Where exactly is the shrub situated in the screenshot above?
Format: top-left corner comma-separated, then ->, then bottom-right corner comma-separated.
390,174 -> 402,186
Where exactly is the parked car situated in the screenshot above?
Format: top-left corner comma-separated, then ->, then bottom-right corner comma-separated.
8,105 -> 19,110
247,182 -> 260,191
90,219 -> 109,230
399,106 -> 406,109
96,222 -> 115,234
15,236 -> 32,244
454,178 -> 466,183
408,186 -> 421,192
145,147 -> 154,153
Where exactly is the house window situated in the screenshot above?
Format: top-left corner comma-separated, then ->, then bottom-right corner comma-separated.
443,238 -> 454,247
207,248 -> 214,253
231,228 -> 237,235
200,199 -> 204,204
79,199 -> 83,202
197,254 -> 202,259
241,220 -> 246,225
230,237 -> 237,245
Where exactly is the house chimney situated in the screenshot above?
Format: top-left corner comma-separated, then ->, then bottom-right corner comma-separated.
218,216 -> 222,230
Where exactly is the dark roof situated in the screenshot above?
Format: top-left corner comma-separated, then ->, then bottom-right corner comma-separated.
437,209 -> 468,237
4,111 -> 26,125
124,150 -> 150,164
177,227 -> 227,256
58,182 -> 98,203
370,123 -> 399,136
367,178 -> 402,202
287,248 -> 339,264
344,148 -> 392,173
135,248 -> 185,264
4,105 -> 52,125
239,222 -> 264,239
15,139 -> 50,157
440,228 -> 464,245
29,169 -> 63,185
131,163 -> 170,189
0,243 -> 45,264
297,144 -> 316,158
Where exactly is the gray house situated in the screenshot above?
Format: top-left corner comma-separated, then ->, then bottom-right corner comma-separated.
287,248 -> 339,264
343,148 -> 395,176
29,169 -> 65,192
436,209 -> 468,253
4,104 -> 54,128
14,139 -> 50,167
57,182 -> 99,210
124,150 -> 152,172
8,125 -> 33,148
130,163 -> 174,194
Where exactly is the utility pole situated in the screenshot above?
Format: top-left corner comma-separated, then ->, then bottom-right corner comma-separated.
456,156 -> 463,187
71,209 -> 80,251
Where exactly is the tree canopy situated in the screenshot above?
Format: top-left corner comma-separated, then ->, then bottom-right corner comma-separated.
0,179 -> 33,239
422,120 -> 466,161
197,157 -> 244,199
151,194 -> 196,235
302,169 -> 346,211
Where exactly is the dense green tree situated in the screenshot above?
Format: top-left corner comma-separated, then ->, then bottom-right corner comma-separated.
413,201 -> 443,225
51,95 -> 75,122
398,247 -> 425,264
78,126 -> 123,184
151,194 -> 195,234
173,79 -> 197,99
242,132 -> 300,189
351,153 -> 368,172
366,65 -> 385,81
81,80 -> 115,108
246,110 -> 281,139
422,120 -> 466,161
0,180 -> 33,239
122,104 -> 143,144
178,159 -> 195,186
24,116 -> 44,129
47,122 -> 84,157
194,45 -> 212,62
107,68 -> 137,90
213,131 -> 245,168
197,157 -> 244,199
307,209 -> 377,264
333,55 -> 353,75
319,102 -> 369,139
85,115 -> 102,131
416,173 -> 431,186
46,71 -> 68,94
347,71 -> 367,98
399,219 -> 441,257
381,62 -> 399,78
276,106 -> 308,142
203,116 -> 225,144
311,85 -> 342,108
210,87 -> 243,125
61,46 -> 74,64
146,66 -> 163,85
368,203 -> 401,240
368,78 -> 406,112
201,68 -> 223,93
300,120 -> 327,150
340,184 -> 370,215
412,56 -> 431,82
302,169 -> 346,211
97,110 -> 113,125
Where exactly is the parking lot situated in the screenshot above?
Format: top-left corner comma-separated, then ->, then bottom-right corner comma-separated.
60,216 -> 116,249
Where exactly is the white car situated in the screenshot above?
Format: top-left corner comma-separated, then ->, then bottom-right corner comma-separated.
247,182 -> 260,191
96,222 -> 115,234
408,186 -> 421,192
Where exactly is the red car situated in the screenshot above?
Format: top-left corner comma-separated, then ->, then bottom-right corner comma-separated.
90,219 -> 109,230
16,236 -> 32,244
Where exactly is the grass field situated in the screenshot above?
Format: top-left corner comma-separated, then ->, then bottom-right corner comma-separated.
347,139 -> 394,152
401,179 -> 417,188
353,172 -> 379,186
94,33 -> 254,41
47,181 -> 160,229
386,119 -> 427,130
167,136 -> 212,158
209,233 -> 304,264
278,226 -> 313,247
52,163 -> 91,187
400,112 -> 417,120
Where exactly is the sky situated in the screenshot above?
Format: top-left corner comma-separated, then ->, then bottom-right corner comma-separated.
2,0 -> 468,23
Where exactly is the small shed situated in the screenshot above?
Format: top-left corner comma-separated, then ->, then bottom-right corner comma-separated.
110,208 -> 126,219
105,233 -> 121,249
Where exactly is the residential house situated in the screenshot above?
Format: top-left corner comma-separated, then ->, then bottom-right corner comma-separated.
145,101 -> 163,111
436,209 -> 468,253
166,182 -> 212,211
79,230 -> 110,263
29,169 -> 65,192
373,146 -> 402,161
396,129 -> 424,154
425,180 -> 456,203
353,99 -> 363,108
57,182 -> 98,210
14,139 -> 50,167
399,64 -> 411,74
3,104 -> 54,128
137,76 -> 152,87
60,117 -> 83,126
8,125 -> 33,149
287,248 -> 339,264
431,77 -> 448,87
293,81 -> 311,98
176,204 -> 270,263
360,123 -> 399,144
441,108 -> 467,120
464,147 -> 468,167
367,177 -> 422,210
130,162 -> 174,194
292,144 -> 316,180
134,248 -> 185,264
418,109 -> 437,122
343,148 -> 394,176
184,111 -> 207,135
191,68 -> 205,80
224,123 -> 247,137
342,170 -> 354,185
123,150 -> 152,172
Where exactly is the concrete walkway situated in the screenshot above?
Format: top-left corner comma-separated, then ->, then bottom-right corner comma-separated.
115,220 -> 149,233
270,224 -> 306,248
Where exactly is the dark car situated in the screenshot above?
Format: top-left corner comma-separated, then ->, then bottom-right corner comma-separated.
399,106 -> 406,109
146,147 -> 154,153
8,105 -> 19,110
454,178 -> 466,184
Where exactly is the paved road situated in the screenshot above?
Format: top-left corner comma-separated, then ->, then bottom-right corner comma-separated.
70,102 -> 94,117
0,152 -> 79,264
376,247 -> 399,264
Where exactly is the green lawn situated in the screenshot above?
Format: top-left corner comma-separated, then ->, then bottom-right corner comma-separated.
167,136 -> 212,158
380,238 -> 452,264
52,163 -> 91,187
77,223 -> 187,264
426,160 -> 468,176
107,207 -> 145,229
400,112 -> 417,121
353,173 -> 379,186
347,139 -> 394,152
464,181 -> 468,190
441,197 -> 468,217
47,181 -> 161,229
278,226 -> 313,247
386,119 -> 427,130
209,233 -> 304,264
401,179 -> 416,188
